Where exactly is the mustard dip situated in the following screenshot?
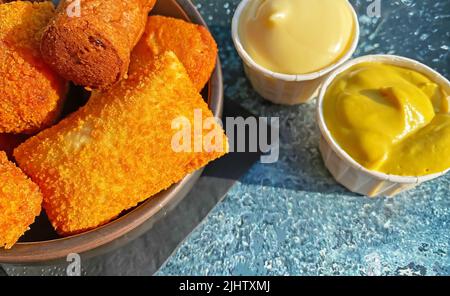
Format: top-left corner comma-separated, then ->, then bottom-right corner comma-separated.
238,0 -> 355,74
323,62 -> 450,176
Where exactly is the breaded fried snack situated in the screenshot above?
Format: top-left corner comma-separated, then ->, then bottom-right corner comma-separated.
15,51 -> 228,236
130,15 -> 218,91
41,0 -> 156,89
0,151 -> 42,249
0,1 -> 46,3
0,1 -> 67,134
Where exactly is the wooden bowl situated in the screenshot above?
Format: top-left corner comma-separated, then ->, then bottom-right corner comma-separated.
0,0 -> 223,264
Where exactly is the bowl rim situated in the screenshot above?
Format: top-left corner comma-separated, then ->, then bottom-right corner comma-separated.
231,0 -> 360,82
316,54 -> 450,184
0,0 -> 224,264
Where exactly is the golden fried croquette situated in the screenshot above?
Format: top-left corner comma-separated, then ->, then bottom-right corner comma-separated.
15,51 -> 228,236
0,1 -> 67,134
41,0 -> 156,90
0,1 -> 46,3
0,133 -> 28,159
130,15 -> 218,91
0,151 -> 42,249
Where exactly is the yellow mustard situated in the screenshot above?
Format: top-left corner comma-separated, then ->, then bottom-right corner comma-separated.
238,0 -> 355,74
323,62 -> 450,176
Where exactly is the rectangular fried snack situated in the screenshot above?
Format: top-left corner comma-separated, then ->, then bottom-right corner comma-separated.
130,15 -> 218,91
15,51 -> 228,236
0,151 -> 42,249
0,1 -> 67,134
41,0 -> 156,89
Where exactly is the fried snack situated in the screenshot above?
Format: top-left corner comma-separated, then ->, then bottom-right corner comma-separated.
130,15 -> 218,91
0,1 -> 67,134
41,0 -> 156,90
0,133 -> 28,159
15,51 -> 228,236
0,1 -> 46,3
0,151 -> 42,249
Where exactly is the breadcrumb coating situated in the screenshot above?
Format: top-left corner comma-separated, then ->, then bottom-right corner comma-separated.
0,151 -> 42,249
15,51 -> 228,236
130,15 -> 218,91
0,1 -> 67,134
0,1 -> 46,3
41,0 -> 156,89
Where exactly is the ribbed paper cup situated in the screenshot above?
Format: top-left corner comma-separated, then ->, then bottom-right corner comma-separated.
231,0 -> 360,105
317,55 -> 450,197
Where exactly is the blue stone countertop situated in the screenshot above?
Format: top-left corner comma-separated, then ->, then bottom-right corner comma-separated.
158,0 -> 450,275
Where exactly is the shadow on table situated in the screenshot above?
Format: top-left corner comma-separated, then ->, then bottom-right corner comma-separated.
216,99 -> 361,197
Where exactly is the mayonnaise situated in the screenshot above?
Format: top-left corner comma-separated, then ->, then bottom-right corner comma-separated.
238,0 -> 355,74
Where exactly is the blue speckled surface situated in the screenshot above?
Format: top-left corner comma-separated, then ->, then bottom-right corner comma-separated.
158,0 -> 450,275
